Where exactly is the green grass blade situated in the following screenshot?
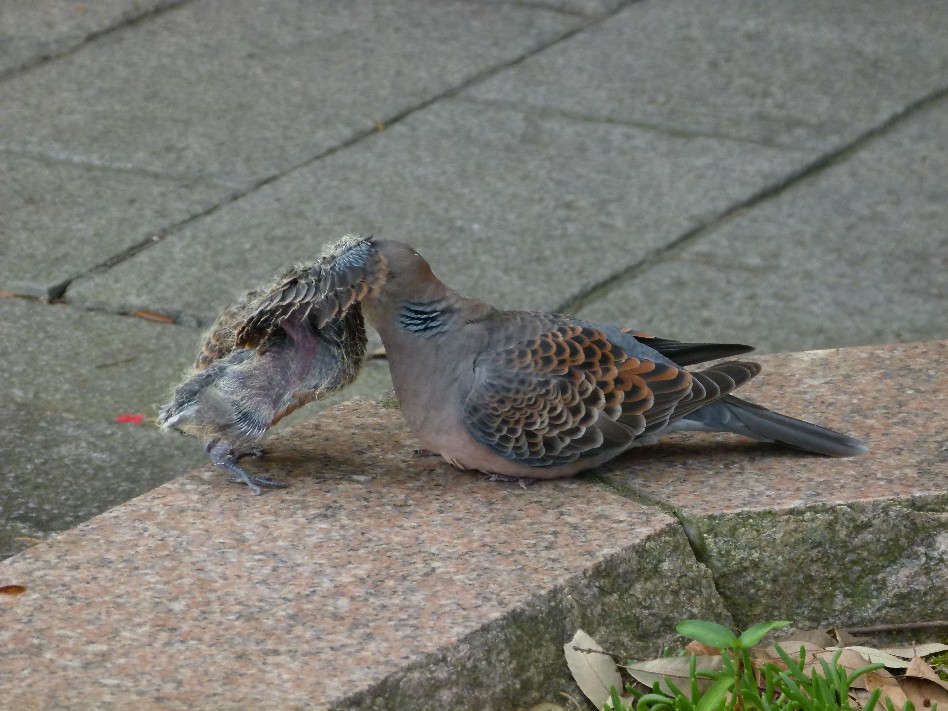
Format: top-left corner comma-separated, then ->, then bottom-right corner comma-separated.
677,621 -> 739,650
738,622 -> 791,648
695,675 -> 733,711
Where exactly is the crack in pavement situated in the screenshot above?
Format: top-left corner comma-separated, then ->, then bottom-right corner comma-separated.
0,0 -> 191,84
555,84 -> 948,316
49,2 -> 632,309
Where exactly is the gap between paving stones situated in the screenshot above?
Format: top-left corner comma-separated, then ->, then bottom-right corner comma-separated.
0,144 -> 244,188
456,95 -> 792,150
0,0 -> 190,83
556,83 -> 948,315
590,473 -> 746,631
48,6 -> 627,308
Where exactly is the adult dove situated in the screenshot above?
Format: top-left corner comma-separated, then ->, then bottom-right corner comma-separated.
345,237 -> 867,479
158,236 -> 384,493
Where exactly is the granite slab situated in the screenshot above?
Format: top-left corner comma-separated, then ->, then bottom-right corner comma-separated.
1,340 -> 943,708
0,402 -> 723,709
598,340 -> 948,628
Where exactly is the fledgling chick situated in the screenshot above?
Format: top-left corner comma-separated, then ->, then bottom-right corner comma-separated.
158,236 -> 386,494
322,238 -> 868,480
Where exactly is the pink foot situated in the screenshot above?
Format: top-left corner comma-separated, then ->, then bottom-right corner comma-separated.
412,448 -> 438,458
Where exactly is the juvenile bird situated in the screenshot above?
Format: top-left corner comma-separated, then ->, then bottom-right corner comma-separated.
158,236 -> 386,493
336,238 -> 867,479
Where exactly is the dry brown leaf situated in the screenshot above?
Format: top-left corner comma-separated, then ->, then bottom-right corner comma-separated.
750,645 -> 786,669
861,670 -> 908,711
623,655 -> 722,698
855,675 -> 906,710
564,630 -> 623,711
830,628 -> 871,647
131,309 -> 176,324
903,677 -> 948,710
781,629 -> 837,648
877,684 -> 912,710
851,687 -> 873,708
905,655 -> 948,692
685,640 -> 719,656
881,643 -> 948,660
864,668 -> 899,696
766,640 -> 826,663
842,646 -> 912,669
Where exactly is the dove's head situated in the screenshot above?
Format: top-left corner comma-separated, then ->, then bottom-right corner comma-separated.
367,240 -> 446,307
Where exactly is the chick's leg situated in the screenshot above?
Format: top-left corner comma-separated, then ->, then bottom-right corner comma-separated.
204,440 -> 287,495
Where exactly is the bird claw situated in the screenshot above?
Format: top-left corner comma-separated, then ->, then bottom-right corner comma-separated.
235,444 -> 267,459
412,448 -> 437,458
205,440 -> 285,495
225,471 -> 288,495
486,473 -> 538,489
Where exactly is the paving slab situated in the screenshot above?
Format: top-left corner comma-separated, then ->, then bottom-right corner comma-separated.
0,298 -> 393,560
0,152 -> 234,297
577,96 -> 948,353
467,0 -> 948,150
0,0 -> 182,77
0,298 -> 203,558
598,340 -> 948,627
0,400 -> 727,710
66,99 -> 809,324
0,0 -> 579,186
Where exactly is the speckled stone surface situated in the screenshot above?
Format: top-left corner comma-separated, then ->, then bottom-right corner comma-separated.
0,402 -> 723,709
1,341 -> 944,708
598,340 -> 947,629
598,340 -> 947,512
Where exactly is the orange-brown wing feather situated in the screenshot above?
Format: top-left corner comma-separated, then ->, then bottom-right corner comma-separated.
462,323 -> 695,467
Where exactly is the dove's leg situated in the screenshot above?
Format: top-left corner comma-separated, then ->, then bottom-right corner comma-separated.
412,448 -> 438,457
204,440 -> 287,495
233,444 -> 267,459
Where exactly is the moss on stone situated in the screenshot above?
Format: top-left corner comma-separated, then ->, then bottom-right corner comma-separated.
693,494 -> 948,629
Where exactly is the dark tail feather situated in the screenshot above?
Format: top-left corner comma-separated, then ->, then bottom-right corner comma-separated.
687,395 -> 869,457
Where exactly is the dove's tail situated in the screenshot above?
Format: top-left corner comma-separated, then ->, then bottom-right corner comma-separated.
679,395 -> 868,457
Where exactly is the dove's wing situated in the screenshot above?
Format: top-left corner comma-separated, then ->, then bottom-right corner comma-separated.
235,237 -> 387,349
461,321 -> 697,468
195,288 -> 266,369
617,328 -> 754,366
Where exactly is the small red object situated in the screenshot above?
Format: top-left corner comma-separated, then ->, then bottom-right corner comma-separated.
115,414 -> 146,424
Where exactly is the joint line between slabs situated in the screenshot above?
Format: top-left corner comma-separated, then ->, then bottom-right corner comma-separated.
555,82 -> 948,316
55,3 -> 630,304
